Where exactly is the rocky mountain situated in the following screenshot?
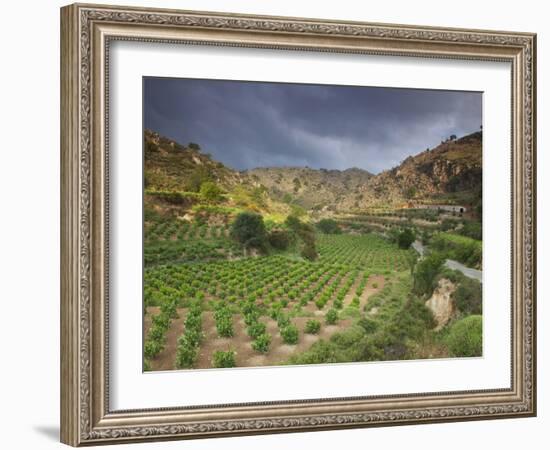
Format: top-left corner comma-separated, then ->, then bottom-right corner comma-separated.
346,131 -> 483,210
244,166 -> 374,211
245,132 -> 482,211
143,130 -> 291,220
144,129 -> 482,217
144,129 -> 244,192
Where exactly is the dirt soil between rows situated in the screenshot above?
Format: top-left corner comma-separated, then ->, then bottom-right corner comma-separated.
144,275 -> 385,371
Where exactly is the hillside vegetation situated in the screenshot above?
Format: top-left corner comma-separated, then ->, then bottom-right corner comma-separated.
142,129 -> 483,371
144,129 -> 482,222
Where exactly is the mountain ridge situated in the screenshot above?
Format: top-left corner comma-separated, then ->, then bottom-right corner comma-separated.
144,129 -> 482,217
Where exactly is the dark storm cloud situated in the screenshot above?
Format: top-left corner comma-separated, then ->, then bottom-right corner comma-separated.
143,77 -> 482,174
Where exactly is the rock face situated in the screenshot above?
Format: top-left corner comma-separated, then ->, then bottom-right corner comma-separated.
245,131 -> 482,212
144,128 -> 482,215
425,278 -> 457,330
244,166 -> 374,211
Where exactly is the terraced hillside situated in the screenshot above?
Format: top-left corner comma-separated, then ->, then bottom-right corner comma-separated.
142,129 -> 483,371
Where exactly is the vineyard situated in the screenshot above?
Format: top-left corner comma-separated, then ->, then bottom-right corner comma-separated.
141,128 -> 483,371
143,233 -> 414,370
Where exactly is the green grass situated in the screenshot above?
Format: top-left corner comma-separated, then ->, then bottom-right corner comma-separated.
288,272 -> 439,365
144,230 -> 482,370
430,232 -> 482,268
446,315 -> 482,357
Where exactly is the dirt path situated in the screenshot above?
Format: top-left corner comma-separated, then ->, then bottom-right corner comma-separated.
358,275 -> 385,311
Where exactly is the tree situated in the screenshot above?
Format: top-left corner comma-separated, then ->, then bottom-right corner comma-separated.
298,222 -> 318,261
285,215 -> 318,261
407,250 -> 419,276
188,142 -> 201,151
268,229 -> 291,250
301,241 -> 318,261
316,219 -> 341,234
230,212 -> 267,252
284,215 -> 301,231
397,228 -> 415,249
185,166 -> 212,192
413,252 -> 445,296
199,181 -> 223,203
446,315 -> 482,357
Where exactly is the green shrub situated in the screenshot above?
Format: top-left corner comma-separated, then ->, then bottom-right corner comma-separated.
144,339 -> 163,359
276,313 -> 290,328
453,277 -> 482,316
397,228 -> 415,249
268,229 -> 291,250
325,309 -> 339,325
143,359 -> 152,371
183,328 -> 203,348
184,312 -> 202,333
185,166 -> 213,192
269,304 -> 283,320
286,216 -> 318,260
316,219 -> 341,234
446,315 -> 482,357
215,314 -> 234,338
301,242 -> 318,261
440,218 -> 457,232
288,340 -> 344,365
305,319 -> 321,334
413,252 -> 445,296
358,317 -> 378,334
281,324 -> 299,344
175,335 -> 198,369
330,326 -> 365,348
252,333 -> 271,353
212,350 -> 236,368
230,212 -> 268,251
199,181 -> 224,203
244,311 -> 259,326
247,321 -> 267,339
430,233 -> 482,268
148,325 -> 166,342
356,335 -> 386,361
385,296 -> 436,342
457,221 -> 482,240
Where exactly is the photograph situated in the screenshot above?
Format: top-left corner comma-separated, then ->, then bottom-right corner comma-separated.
56,2 -> 537,445
142,78 -> 483,371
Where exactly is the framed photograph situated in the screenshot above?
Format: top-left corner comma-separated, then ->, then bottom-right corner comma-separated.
60,3 -> 536,446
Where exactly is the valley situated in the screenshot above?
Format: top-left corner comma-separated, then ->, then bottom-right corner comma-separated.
143,129 -> 483,371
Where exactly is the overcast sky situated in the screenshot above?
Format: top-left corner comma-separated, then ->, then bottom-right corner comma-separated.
144,77 -> 482,174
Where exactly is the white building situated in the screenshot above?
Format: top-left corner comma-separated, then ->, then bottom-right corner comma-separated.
417,204 -> 467,214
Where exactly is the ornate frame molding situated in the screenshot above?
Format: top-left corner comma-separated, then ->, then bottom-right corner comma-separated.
60,3 -> 536,446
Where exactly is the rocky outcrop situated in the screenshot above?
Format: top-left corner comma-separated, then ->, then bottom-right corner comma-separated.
425,278 -> 456,330
144,128 -> 481,214
337,131 -> 482,210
